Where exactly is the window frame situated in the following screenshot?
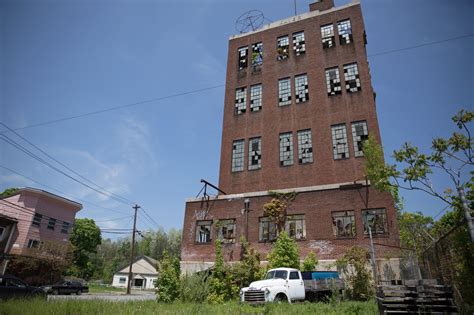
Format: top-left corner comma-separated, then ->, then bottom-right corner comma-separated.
362,208 -> 388,236
278,77 -> 292,106
248,137 -> 262,171
343,63 -> 361,93
332,210 -> 356,238
27,239 -> 40,249
325,67 -> 342,96
250,84 -> 263,112
297,129 -> 313,164
216,219 -> 237,244
331,124 -> 350,160
279,132 -> 294,167
237,46 -> 248,70
231,139 -> 245,173
195,220 -> 213,244
32,213 -> 42,227
61,221 -> 70,234
292,31 -> 306,56
258,217 -> 277,242
285,214 -> 306,240
47,218 -> 56,231
234,87 -> 247,115
351,121 -> 369,157
337,19 -> 353,45
321,23 -> 335,49
277,35 -> 290,60
251,42 -> 263,71
294,74 -> 309,104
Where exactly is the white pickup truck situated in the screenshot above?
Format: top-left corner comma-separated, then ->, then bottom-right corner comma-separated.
240,267 -> 344,303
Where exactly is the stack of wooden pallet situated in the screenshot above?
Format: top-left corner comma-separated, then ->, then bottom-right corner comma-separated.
377,279 -> 458,314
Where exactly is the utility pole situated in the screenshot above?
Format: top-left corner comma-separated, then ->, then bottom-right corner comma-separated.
126,204 -> 140,295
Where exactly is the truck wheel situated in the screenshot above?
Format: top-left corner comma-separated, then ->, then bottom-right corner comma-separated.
76,290 -> 82,295
274,293 -> 288,303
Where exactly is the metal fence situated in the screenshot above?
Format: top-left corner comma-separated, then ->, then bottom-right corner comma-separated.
420,222 -> 474,314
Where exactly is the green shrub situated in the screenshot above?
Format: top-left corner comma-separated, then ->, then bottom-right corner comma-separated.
301,251 -> 318,272
156,251 -> 180,302
337,247 -> 374,301
179,272 -> 210,303
267,231 -> 300,269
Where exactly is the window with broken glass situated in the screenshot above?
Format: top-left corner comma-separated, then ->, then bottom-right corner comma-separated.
286,215 -> 306,240
297,129 -> 313,164
279,132 -> 294,166
292,31 -> 305,56
295,74 -> 309,103
278,78 -> 291,106
351,121 -> 368,157
362,209 -> 388,235
248,137 -> 262,170
325,67 -> 341,96
321,24 -> 335,48
238,46 -> 248,70
231,140 -> 245,172
250,84 -> 262,112
337,19 -> 352,45
251,42 -> 263,71
196,220 -> 212,244
277,36 -> 289,60
235,87 -> 247,115
343,63 -> 361,92
332,211 -> 356,238
331,124 -> 349,159
259,217 -> 277,242
216,219 -> 236,244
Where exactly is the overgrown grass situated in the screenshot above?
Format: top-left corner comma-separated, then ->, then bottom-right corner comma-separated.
88,284 -> 127,293
0,299 -> 378,315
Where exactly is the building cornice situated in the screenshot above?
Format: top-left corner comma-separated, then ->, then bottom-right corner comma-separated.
229,0 -> 360,40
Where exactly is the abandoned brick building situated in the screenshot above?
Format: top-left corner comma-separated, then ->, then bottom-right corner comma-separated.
181,0 -> 400,274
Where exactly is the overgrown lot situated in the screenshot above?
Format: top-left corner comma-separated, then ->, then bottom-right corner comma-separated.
0,299 -> 378,315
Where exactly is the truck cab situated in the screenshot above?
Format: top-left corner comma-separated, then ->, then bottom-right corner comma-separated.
240,267 -> 305,303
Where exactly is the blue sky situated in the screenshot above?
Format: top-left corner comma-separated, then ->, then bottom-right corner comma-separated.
1,0 -> 473,235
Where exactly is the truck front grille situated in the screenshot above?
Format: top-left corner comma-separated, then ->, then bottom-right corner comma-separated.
244,290 -> 265,303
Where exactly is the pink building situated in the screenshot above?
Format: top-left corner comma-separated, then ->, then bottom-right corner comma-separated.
0,187 -> 82,273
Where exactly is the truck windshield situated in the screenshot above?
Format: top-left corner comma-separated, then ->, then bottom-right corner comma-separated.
265,270 -> 287,280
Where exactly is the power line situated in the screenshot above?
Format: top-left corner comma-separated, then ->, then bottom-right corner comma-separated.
0,122 -> 137,206
1,84 -> 224,132
139,207 -> 160,229
0,134 -> 133,206
368,33 -> 474,58
94,215 -> 133,223
0,164 -> 131,215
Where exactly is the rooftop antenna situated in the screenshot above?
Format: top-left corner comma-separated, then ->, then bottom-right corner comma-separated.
235,10 -> 265,34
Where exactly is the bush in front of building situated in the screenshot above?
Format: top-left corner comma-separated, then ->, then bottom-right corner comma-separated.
267,231 -> 300,269
336,246 -> 374,301
156,251 -> 180,303
301,251 -> 319,272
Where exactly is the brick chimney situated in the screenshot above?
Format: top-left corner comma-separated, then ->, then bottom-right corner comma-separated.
309,0 -> 335,12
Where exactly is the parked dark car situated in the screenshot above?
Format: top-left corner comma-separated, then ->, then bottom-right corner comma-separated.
41,280 -> 89,295
0,275 -> 46,299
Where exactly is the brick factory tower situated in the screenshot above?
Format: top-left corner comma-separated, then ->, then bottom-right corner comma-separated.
181,0 -> 400,275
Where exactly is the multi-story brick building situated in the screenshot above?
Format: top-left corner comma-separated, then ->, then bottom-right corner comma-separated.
181,0 -> 400,275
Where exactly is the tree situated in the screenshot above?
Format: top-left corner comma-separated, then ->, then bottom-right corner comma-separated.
68,218 -> 102,279
0,187 -> 19,198
207,240 -> 239,303
263,191 -> 297,233
363,109 -> 474,241
267,231 -> 300,269
398,211 -> 434,256
233,237 -> 263,288
301,251 -> 319,272
156,251 -> 180,303
337,246 -> 374,301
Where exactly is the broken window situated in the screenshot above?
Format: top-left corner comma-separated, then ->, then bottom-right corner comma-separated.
259,217 -> 277,242
279,132 -> 294,166
337,19 -> 352,45
238,46 -> 248,70
332,211 -> 356,238
248,137 -> 262,170
351,121 -> 368,157
321,24 -> 335,48
343,63 -> 361,92
331,124 -> 349,159
297,129 -> 313,164
278,78 -> 291,106
216,219 -> 236,244
251,42 -> 263,71
277,36 -> 289,60
195,220 -> 212,243
231,140 -> 245,172
325,67 -> 342,96
295,74 -> 309,103
250,84 -> 262,112
286,215 -> 306,240
235,87 -> 247,115
61,222 -> 70,234
362,209 -> 388,235
32,213 -> 42,226
47,218 -> 56,230
292,31 -> 305,56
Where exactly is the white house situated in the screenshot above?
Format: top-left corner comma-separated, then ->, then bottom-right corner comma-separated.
112,256 -> 158,290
